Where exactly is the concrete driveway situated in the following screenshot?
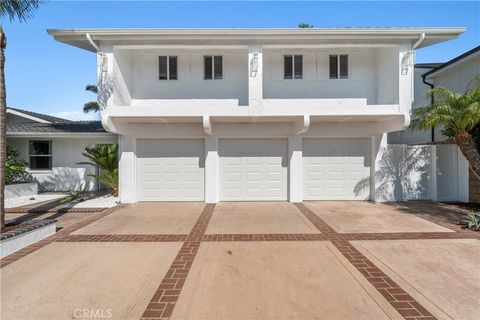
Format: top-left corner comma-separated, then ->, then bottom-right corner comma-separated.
1,201 -> 479,320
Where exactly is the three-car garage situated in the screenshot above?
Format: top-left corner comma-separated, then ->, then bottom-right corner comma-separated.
136,137 -> 371,202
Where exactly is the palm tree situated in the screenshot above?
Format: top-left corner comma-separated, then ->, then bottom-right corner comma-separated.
1,0 -> 44,229
411,81 -> 480,179
78,144 -> 119,196
83,84 -> 99,113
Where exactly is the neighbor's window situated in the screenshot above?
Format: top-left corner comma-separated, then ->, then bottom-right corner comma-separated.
29,140 -> 52,170
204,55 -> 223,80
329,54 -> 348,79
284,55 -> 303,79
159,56 -> 178,80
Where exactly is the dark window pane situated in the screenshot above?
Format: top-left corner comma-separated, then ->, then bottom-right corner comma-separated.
159,56 -> 168,80
214,56 -> 223,79
340,55 -> 348,78
284,55 -> 293,79
30,156 -> 52,170
294,55 -> 303,79
329,55 -> 338,79
204,56 -> 213,80
169,56 -> 177,80
29,141 -> 51,155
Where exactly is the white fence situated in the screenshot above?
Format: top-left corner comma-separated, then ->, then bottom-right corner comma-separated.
371,144 -> 469,202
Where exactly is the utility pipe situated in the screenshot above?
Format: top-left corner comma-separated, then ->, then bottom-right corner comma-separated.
86,33 -> 100,52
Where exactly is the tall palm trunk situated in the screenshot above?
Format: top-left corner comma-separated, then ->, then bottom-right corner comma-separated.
454,129 -> 480,180
0,27 -> 6,229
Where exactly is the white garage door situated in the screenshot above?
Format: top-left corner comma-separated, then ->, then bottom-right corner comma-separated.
303,138 -> 370,200
220,139 -> 288,201
137,139 -> 205,201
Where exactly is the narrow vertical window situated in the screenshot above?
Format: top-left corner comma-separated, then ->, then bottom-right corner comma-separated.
159,56 -> 168,80
284,55 -> 293,79
214,56 -> 223,79
329,55 -> 338,79
339,55 -> 348,79
294,55 -> 303,79
204,55 -> 223,80
204,56 -> 213,79
169,56 -> 178,80
159,56 -> 177,80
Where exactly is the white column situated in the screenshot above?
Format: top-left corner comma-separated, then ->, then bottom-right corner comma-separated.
429,145 -> 438,201
248,44 -> 263,114
119,135 -> 137,203
205,136 -> 219,203
289,136 -> 303,202
370,133 -> 388,202
456,146 -> 469,203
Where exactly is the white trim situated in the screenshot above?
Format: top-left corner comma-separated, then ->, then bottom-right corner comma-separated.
6,109 -> 51,123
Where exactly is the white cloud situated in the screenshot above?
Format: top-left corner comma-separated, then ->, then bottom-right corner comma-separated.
50,111 -> 100,121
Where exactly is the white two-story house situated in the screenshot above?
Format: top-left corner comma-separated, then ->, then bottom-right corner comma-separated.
48,28 -> 464,203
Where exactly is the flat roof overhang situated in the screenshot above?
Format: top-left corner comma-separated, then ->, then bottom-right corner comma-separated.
47,27 -> 466,52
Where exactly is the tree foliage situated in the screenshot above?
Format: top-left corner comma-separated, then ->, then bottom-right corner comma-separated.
298,23 -> 314,28
411,78 -> 480,178
83,84 -> 100,113
0,0 -> 44,22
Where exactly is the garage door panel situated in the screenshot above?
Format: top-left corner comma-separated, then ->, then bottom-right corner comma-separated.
220,139 -> 288,201
303,138 -> 370,200
137,139 -> 205,201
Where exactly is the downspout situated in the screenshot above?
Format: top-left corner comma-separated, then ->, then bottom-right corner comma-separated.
86,33 -> 115,133
422,74 -> 435,142
86,33 -> 100,52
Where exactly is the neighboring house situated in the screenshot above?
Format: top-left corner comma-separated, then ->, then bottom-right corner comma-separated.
6,107 -> 117,192
48,28 -> 464,203
389,46 -> 480,203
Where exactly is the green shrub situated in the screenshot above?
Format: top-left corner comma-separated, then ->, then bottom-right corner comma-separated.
5,145 -> 34,185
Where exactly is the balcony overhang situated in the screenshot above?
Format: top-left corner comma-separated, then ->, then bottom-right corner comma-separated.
104,110 -> 409,135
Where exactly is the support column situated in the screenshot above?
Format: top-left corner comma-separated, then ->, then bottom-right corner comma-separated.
289,136 -> 303,203
248,44 -> 263,115
119,135 -> 137,203
205,136 -> 219,203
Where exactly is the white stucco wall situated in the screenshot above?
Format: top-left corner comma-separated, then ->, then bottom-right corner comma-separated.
262,47 -> 398,105
115,49 -> 249,106
7,136 -> 117,192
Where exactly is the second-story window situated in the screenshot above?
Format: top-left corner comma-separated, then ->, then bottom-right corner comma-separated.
159,56 -> 177,80
204,55 -> 223,80
329,54 -> 348,79
284,55 -> 303,79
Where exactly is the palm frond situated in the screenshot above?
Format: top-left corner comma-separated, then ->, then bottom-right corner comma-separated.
85,84 -> 98,94
83,101 -> 100,113
0,0 -> 44,22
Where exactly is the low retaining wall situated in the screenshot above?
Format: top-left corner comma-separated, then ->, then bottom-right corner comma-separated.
5,183 -> 38,199
1,220 -> 56,258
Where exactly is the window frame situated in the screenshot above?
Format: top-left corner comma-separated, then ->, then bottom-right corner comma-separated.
158,55 -> 178,80
329,54 -> 349,79
204,55 -> 223,80
283,54 -> 303,80
28,140 -> 53,171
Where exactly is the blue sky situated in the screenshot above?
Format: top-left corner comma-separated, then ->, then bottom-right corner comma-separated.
2,1 -> 479,120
